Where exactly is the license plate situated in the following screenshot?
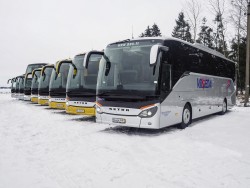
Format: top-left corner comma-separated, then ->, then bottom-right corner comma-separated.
57,104 -> 63,107
112,118 -> 126,124
77,109 -> 84,113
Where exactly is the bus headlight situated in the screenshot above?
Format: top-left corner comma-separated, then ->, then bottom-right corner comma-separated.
96,105 -> 103,114
139,106 -> 158,118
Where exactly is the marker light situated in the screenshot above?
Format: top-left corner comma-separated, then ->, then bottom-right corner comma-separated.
139,106 -> 158,118
96,105 -> 103,114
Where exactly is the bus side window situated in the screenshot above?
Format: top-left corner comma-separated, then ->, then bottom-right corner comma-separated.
161,63 -> 172,92
189,48 -> 201,73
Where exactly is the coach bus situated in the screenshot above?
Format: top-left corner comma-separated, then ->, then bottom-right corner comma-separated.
7,77 -> 17,98
16,75 -> 25,100
38,64 -> 54,105
56,53 -> 102,115
84,37 -> 236,129
31,68 -> 42,103
14,76 -> 23,99
49,60 -> 71,109
24,63 -> 47,101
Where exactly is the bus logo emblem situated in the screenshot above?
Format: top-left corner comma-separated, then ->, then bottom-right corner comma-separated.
197,78 -> 212,89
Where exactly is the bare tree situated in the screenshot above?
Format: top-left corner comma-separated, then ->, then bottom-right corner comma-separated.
230,0 -> 248,37
184,0 -> 202,42
208,0 -> 227,55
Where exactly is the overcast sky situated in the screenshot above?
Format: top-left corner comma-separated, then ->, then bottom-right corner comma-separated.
0,0 -> 232,86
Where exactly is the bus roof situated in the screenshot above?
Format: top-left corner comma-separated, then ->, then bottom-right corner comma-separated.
74,53 -> 85,57
109,37 -> 235,64
27,63 -> 47,66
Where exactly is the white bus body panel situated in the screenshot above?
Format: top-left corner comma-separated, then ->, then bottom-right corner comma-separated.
17,93 -> 24,100
160,72 -> 235,128
49,97 -> 66,103
66,100 -> 95,107
38,95 -> 49,100
96,72 -> 236,129
24,95 -> 31,101
31,94 -> 38,99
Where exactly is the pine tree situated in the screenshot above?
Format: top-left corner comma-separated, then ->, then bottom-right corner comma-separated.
214,13 -> 227,55
229,37 -> 246,92
139,24 -> 162,37
139,33 -> 145,37
151,23 -> 162,37
172,12 -> 193,43
144,26 -> 152,37
197,17 -> 214,48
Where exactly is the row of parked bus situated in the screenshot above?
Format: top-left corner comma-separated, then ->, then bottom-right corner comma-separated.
7,37 -> 236,129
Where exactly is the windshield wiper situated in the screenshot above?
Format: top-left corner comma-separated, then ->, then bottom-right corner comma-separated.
144,95 -> 160,99
98,91 -> 118,96
67,90 -> 95,96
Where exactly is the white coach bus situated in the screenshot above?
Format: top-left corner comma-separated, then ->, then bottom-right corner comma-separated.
84,37 -> 236,129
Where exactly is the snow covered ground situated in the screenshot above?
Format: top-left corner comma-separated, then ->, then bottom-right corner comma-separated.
0,92 -> 250,188
0,89 -> 10,94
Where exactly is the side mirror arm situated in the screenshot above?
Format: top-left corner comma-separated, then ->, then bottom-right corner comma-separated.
84,51 -> 104,68
150,44 -> 169,66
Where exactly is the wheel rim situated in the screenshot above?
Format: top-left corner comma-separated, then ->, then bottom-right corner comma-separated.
222,101 -> 227,112
183,108 -> 191,124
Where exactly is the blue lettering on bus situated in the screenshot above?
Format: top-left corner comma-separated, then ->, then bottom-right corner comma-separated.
197,78 -> 212,89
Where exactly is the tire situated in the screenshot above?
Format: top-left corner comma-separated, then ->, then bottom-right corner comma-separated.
178,104 -> 192,129
220,99 -> 227,115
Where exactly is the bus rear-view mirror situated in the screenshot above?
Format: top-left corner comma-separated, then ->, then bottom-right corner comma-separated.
150,45 -> 169,66
56,61 -> 75,76
83,51 -> 104,68
25,73 -> 32,79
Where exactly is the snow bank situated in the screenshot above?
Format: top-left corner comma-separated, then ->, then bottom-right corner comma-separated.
0,94 -> 250,188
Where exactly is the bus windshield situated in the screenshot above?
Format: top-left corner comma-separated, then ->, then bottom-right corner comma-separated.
25,78 -> 32,89
15,79 -> 20,91
19,77 -> 24,91
67,54 -> 101,94
97,40 -> 162,97
12,79 -> 16,89
39,67 -> 53,89
31,71 -> 41,90
49,63 -> 70,90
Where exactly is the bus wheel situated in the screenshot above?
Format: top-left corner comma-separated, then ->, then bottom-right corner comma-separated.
220,99 -> 227,115
178,104 -> 192,129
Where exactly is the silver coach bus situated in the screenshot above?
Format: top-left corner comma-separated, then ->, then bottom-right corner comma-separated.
84,37 -> 236,129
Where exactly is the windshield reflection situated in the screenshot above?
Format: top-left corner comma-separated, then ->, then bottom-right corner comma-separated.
49,63 -> 70,90
67,54 -> 101,95
39,67 -> 53,89
31,71 -> 41,90
97,40 -> 162,98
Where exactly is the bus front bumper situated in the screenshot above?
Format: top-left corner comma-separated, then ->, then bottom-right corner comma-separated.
49,101 -> 66,109
38,99 -> 49,105
31,97 -> 38,103
24,95 -> 31,101
66,105 -> 95,115
96,112 -> 160,129
17,94 -> 24,100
